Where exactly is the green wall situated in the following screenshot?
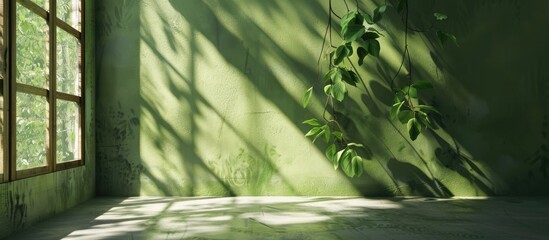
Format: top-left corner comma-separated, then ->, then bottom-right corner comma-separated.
0,0 -> 96,238
96,0 -> 549,197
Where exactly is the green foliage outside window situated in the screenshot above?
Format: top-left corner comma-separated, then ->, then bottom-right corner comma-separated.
15,1 -> 81,170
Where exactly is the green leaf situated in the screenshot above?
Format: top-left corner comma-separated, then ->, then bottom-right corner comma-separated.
342,70 -> 359,87
335,149 -> 347,170
434,12 -> 448,21
341,11 -> 357,29
323,68 -> 337,83
326,144 -> 337,159
417,113 -> 437,130
332,131 -> 344,140
362,12 -> 374,24
322,125 -> 331,143
341,12 -> 366,42
362,32 -> 380,40
398,110 -> 414,124
333,46 -> 345,66
302,87 -> 313,108
302,118 -> 320,126
412,80 -> 433,89
340,149 -> 355,177
402,86 -> 418,98
336,149 -> 345,161
349,71 -> 360,86
333,43 -> 353,65
324,84 -> 332,96
414,105 -> 441,114
407,118 -> 422,141
343,25 -> 366,42
326,144 -> 338,169
305,126 -> 322,137
333,68 -> 343,82
352,155 -> 364,177
373,5 -> 387,23
312,129 -> 325,143
366,39 -> 381,57
357,47 -> 369,66
332,78 -> 347,102
394,91 -> 405,103
437,31 -> 459,47
390,101 -> 405,120
324,67 -> 343,84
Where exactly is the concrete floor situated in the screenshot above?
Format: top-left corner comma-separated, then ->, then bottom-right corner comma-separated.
5,197 -> 549,240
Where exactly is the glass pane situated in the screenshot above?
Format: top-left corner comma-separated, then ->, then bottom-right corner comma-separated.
16,3 -> 49,89
16,93 -> 48,170
57,0 -> 80,30
56,100 -> 80,163
57,28 -> 80,95
30,0 -> 49,11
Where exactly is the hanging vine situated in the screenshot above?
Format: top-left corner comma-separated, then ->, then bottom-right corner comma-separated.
302,0 -> 457,177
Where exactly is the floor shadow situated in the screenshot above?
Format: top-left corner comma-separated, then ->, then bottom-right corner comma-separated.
8,196 -> 549,239
5,198 -> 124,239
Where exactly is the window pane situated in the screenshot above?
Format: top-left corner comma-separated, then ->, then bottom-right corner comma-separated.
16,93 -> 48,170
30,0 -> 49,11
57,28 -> 80,95
56,100 -> 80,163
57,0 -> 80,30
16,3 -> 49,89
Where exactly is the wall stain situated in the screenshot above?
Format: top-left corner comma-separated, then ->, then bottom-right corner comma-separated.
59,171 -> 74,210
96,0 -> 138,38
8,191 -> 29,230
96,103 -> 141,195
208,144 -> 279,193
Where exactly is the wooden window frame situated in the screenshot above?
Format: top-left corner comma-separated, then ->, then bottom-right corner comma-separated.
1,0 -> 85,181
1,0 -> 7,183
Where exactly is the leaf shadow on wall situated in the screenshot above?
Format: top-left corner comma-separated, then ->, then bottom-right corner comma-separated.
416,0 -> 549,194
138,0 -> 318,196
162,0 -> 452,196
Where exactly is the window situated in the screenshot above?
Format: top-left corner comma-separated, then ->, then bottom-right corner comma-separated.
0,0 -> 84,181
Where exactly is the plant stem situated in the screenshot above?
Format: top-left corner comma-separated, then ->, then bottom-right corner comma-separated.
403,0 -> 417,114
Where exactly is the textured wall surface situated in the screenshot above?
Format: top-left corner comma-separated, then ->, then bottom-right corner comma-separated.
95,0 -> 549,197
0,0 -> 96,238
